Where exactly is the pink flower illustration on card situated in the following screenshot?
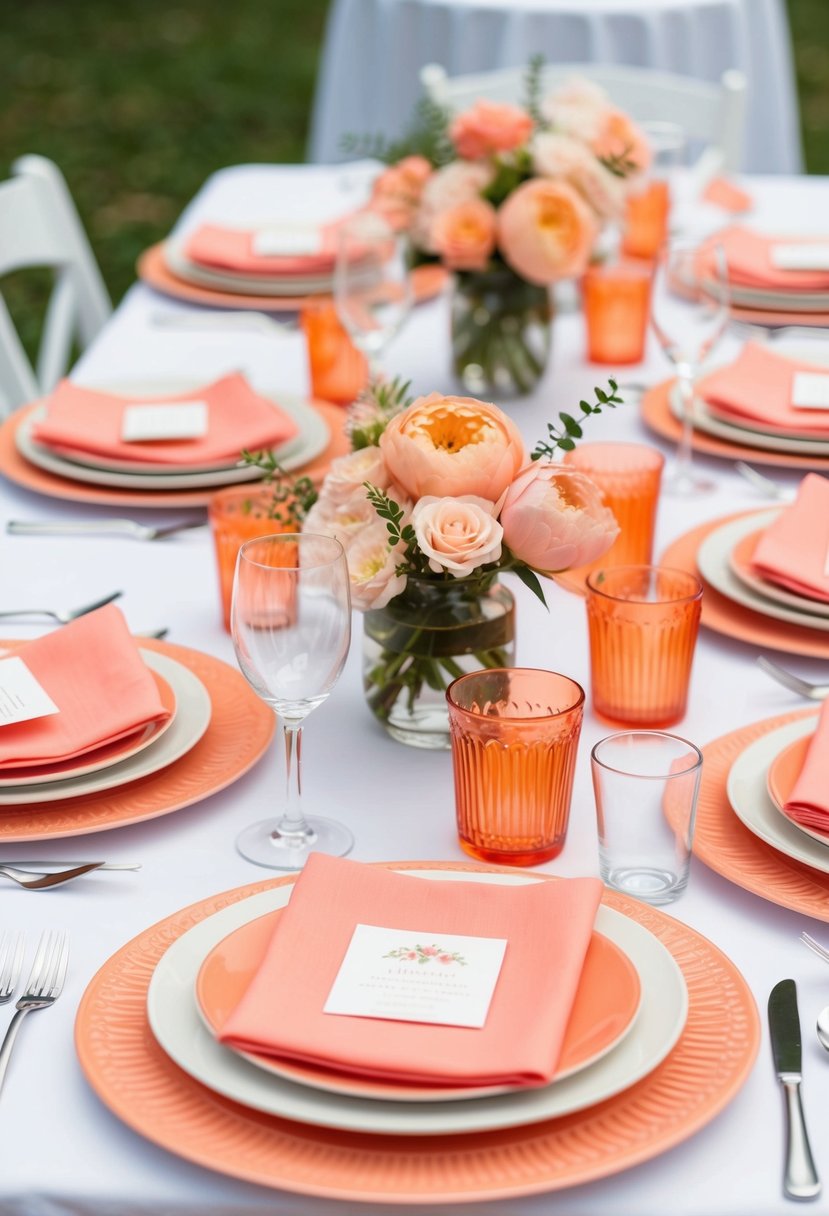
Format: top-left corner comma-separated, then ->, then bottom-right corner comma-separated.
384,943 -> 468,966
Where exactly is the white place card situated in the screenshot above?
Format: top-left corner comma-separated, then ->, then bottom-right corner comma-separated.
252,226 -> 323,257
121,401 -> 208,443
771,244 -> 829,271
791,373 -> 829,411
323,923 -> 507,1029
0,657 -> 59,727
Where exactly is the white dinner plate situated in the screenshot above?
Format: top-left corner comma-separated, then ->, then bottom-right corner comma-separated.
147,870 -> 688,1137
0,650 -> 211,805
17,390 -> 329,490
726,714 -> 828,871
726,518 -> 829,619
697,510 -> 829,634
164,235 -> 334,296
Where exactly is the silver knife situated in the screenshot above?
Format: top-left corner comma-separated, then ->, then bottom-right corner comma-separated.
769,979 -> 822,1200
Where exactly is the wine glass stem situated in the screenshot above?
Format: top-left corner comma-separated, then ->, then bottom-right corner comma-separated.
274,721 -> 313,842
676,366 -> 696,481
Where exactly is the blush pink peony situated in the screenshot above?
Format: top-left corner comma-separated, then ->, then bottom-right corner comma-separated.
500,464 -> 619,573
497,179 -> 598,284
431,198 -> 497,271
449,100 -> 534,160
379,393 -> 525,502
411,495 -> 503,577
345,522 -> 407,610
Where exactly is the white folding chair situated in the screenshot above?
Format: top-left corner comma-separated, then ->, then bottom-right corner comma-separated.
0,155 -> 112,415
421,62 -> 747,180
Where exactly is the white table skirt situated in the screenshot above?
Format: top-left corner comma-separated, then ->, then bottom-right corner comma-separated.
308,0 -> 802,174
2,165 -> 828,1214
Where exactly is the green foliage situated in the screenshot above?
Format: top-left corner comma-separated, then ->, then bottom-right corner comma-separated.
363,482 -> 417,562
341,96 -> 454,168
599,148 -> 639,179
511,562 -> 549,609
532,379 -> 624,459
523,53 -> 549,131
348,375 -> 414,450
239,449 -> 318,524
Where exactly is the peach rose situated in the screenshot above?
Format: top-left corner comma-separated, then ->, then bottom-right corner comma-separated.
303,488 -> 377,553
591,109 -> 651,175
370,156 -> 433,230
431,198 -> 497,271
414,161 -> 495,252
450,100 -> 534,160
531,132 -> 626,221
379,393 -> 525,502
497,178 -> 597,284
500,464 -> 619,573
411,495 -> 503,577
346,522 -> 407,610
320,446 -> 391,508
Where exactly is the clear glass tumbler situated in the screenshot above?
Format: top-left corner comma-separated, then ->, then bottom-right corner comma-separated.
446,668 -> 584,866
591,730 -> 703,904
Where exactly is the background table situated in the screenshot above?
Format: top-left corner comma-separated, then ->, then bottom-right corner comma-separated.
2,165 -> 828,1214
308,0 -> 802,174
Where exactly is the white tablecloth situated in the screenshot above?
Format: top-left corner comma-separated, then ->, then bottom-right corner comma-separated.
2,165 -> 829,1214
308,0 -> 802,174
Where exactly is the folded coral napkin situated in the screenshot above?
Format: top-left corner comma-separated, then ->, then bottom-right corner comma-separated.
219,854 -> 603,1088
750,474 -> 829,603
184,222 -> 345,277
701,178 -> 753,215
697,342 -> 829,438
782,702 -> 829,833
31,373 -> 297,466
0,604 -> 171,768
702,227 -> 829,292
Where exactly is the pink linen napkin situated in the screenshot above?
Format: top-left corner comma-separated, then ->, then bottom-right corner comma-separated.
219,854 -> 603,1088
697,342 -> 829,437
185,222 -> 345,277
701,178 -> 753,214
750,474 -> 829,602
30,373 -> 298,466
782,701 -> 829,833
0,604 -> 170,767
701,227 -> 829,292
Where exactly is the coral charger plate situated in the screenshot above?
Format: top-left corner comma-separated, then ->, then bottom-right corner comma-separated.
75,861 -> 759,1205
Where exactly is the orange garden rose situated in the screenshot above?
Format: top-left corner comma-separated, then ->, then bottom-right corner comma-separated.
450,100 -> 534,160
591,109 -> 651,175
370,155 -> 433,230
496,178 -> 598,285
431,198 -> 497,271
379,393 -> 525,502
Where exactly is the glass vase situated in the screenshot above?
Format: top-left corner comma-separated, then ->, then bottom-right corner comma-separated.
362,575 -> 516,749
451,266 -> 552,398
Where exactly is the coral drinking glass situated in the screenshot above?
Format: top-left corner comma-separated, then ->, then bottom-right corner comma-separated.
622,179 -> 671,260
300,301 -> 368,405
208,485 -> 294,631
582,261 -> 652,365
446,668 -> 584,867
586,566 -> 702,728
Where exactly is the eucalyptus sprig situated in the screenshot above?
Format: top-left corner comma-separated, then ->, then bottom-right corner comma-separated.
239,449 -> 318,525
599,146 -> 639,179
340,96 -> 454,168
363,482 -> 423,574
531,379 -> 624,459
523,53 -> 550,132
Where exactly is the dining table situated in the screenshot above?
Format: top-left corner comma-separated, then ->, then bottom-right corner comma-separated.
2,162 -> 829,1215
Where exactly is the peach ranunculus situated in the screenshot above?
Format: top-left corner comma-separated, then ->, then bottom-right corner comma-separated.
379,393 -> 525,502
411,495 -> 503,577
497,178 -> 597,285
531,132 -> 626,221
318,446 -> 391,508
500,464 -> 619,573
431,198 -> 497,271
370,156 -> 433,231
590,108 -> 651,175
414,160 -> 494,251
345,521 -> 407,610
450,100 -> 534,160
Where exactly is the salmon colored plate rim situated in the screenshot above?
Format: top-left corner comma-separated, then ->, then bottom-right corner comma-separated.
730,303 -> 829,326
0,667 -> 176,784
641,380 -> 829,471
0,400 -> 347,508
660,510 -> 829,659
74,861 -> 759,1205
138,243 -> 448,311
194,910 -> 642,1101
696,710 -> 829,919
0,638 -> 274,840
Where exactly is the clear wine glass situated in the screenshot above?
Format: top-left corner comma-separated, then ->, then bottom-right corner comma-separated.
650,238 -> 730,496
230,532 -> 353,869
334,213 -> 413,375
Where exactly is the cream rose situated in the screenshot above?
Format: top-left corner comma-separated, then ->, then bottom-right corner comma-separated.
303,488 -> 377,553
532,132 -> 626,221
346,522 -> 407,610
320,446 -> 390,508
411,495 -> 503,577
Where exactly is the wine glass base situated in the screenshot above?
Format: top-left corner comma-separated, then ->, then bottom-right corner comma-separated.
663,468 -> 717,498
236,816 -> 354,871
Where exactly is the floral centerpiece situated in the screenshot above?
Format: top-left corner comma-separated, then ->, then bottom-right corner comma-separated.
305,376 -> 622,748
361,62 -> 651,396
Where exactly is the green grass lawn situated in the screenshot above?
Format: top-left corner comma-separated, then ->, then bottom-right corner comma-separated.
0,0 -> 824,348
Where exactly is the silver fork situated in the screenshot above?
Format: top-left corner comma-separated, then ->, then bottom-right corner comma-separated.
7,519 -> 205,542
734,462 -> 792,501
801,932 -> 829,964
0,590 -> 122,624
0,930 -> 68,1096
756,656 -> 829,700
0,934 -> 24,1004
